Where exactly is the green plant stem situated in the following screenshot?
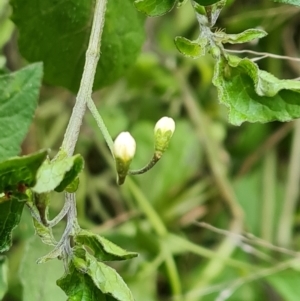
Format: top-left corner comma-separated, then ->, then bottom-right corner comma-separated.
128,154 -> 160,175
126,178 -> 182,297
87,97 -> 114,155
58,0 -> 107,259
278,119 -> 300,247
261,151 -> 276,242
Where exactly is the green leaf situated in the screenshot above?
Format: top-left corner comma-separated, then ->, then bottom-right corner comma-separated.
0,197 -> 25,252
174,36 -> 207,58
194,0 -> 221,5
273,0 -> 300,6
73,247 -> 135,301
0,63 -> 43,161
267,269 -> 300,301
213,55 -> 300,125
75,229 -> 138,261
0,256 -> 8,299
215,29 -> 267,44
19,236 -> 66,301
0,150 -> 47,194
57,261 -> 109,301
134,0 -> 177,16
32,218 -> 56,246
32,154 -> 84,193
11,0 -> 144,93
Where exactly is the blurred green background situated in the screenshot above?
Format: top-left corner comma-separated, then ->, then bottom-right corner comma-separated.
1,0 -> 300,300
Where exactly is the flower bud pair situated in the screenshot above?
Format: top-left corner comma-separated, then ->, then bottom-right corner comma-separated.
113,117 -> 175,184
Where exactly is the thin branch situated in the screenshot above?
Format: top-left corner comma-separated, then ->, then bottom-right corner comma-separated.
226,49 -> 300,63
87,97 -> 114,155
61,0 -> 108,156
196,222 -> 300,257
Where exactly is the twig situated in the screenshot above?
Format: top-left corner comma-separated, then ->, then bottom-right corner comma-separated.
55,0 -> 108,261
216,258 -> 299,301
226,49 -> 300,63
196,222 -> 300,257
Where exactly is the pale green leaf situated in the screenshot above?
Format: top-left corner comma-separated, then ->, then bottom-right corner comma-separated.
273,0 -> 300,6
73,248 -> 135,301
215,29 -> 267,44
134,0 -> 177,16
32,154 -> 84,193
174,36 -> 207,58
75,229 -> 138,261
19,236 -> 65,301
57,261 -> 108,301
0,63 -> 43,161
213,55 -> 300,125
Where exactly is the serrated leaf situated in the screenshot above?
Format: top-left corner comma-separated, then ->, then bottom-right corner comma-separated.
19,236 -> 65,301
174,36 -> 207,58
73,248 -> 135,301
57,261 -> 109,301
0,63 -> 43,161
215,29 -> 267,44
0,197 -> 25,252
227,55 -> 300,96
134,0 -> 177,16
0,150 -> 48,194
75,229 -> 138,261
213,55 -> 300,125
11,0 -> 144,93
0,256 -> 8,299
32,154 -> 84,193
273,0 -> 300,6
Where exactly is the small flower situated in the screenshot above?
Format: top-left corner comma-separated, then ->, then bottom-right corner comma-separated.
154,117 -> 175,157
113,132 -> 136,185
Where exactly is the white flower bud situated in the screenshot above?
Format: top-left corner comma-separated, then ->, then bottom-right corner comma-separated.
113,132 -> 136,185
154,117 -> 175,156
154,117 -> 176,135
113,132 -> 136,161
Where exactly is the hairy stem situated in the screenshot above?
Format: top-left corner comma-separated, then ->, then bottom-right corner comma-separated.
61,0 -> 107,156
58,0 -> 107,259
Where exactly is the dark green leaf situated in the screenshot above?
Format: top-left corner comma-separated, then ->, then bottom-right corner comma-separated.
0,63 -> 43,161
134,0 -> 177,16
73,247 -> 135,301
213,55 -> 300,125
75,229 -> 138,261
174,36 -> 207,58
0,197 -> 25,252
215,29 -> 267,44
11,0 -> 144,93
32,154 -> 84,193
19,236 -> 65,301
273,0 -> 300,6
0,150 -> 47,194
0,256 -> 8,299
57,261 -> 109,301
